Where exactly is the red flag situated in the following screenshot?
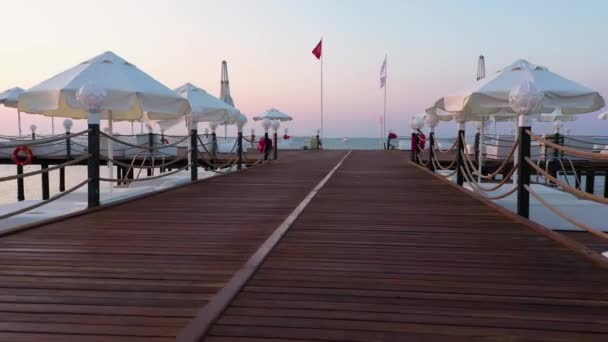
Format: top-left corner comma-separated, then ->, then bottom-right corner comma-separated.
312,39 -> 322,59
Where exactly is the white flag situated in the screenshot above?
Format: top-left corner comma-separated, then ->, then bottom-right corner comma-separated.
380,55 -> 387,88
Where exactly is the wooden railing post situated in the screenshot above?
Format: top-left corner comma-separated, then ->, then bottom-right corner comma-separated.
456,124 -> 465,186
517,121 -> 531,219
191,129 -> 198,181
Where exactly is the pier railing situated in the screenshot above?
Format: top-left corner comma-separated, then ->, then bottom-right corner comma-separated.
0,128 -> 266,221
416,129 -> 608,242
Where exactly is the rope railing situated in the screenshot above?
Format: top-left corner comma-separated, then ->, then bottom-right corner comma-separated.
524,184 -> 608,241
562,136 -> 607,145
0,155 -> 91,182
101,155 -> 188,169
460,149 -> 518,192
99,163 -> 192,183
482,135 -> 517,143
460,165 -> 518,200
527,130 -> 608,160
524,157 -> 608,205
471,136 -> 520,180
99,132 -> 191,150
0,179 -> 91,221
0,130 -> 90,149
431,149 -> 458,170
433,139 -> 458,154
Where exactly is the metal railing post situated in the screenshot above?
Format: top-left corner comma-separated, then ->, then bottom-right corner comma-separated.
517,124 -> 531,218
456,125 -> 465,186
428,131 -> 436,172
237,131 -> 243,170
191,129 -> 198,181
88,118 -> 101,208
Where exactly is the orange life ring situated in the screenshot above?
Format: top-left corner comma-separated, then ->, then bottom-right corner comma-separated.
12,146 -> 33,166
161,138 -> 169,145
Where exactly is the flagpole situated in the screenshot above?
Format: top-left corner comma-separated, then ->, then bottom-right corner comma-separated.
383,63 -> 387,147
320,38 -> 324,142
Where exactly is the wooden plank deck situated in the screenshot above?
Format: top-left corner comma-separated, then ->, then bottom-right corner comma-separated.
201,150 -> 608,342
0,150 -> 346,341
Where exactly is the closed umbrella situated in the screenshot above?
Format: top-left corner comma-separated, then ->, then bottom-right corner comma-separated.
220,61 -> 235,139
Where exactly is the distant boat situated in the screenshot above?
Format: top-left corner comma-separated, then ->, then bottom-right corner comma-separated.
342,137 -> 350,143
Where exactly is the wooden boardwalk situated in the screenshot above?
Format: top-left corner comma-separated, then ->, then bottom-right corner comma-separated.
0,151 -> 346,341
199,151 -> 608,342
1,150 -> 608,341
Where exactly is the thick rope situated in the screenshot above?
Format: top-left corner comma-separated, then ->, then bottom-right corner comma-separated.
472,136 -> 520,180
461,166 -> 518,200
525,157 -> 608,205
460,151 -> 517,192
0,130 -> 90,149
99,163 -> 192,183
101,155 -> 188,169
433,139 -> 458,154
0,155 -> 91,182
0,179 -> 91,220
527,130 -> 608,160
99,132 -> 191,150
525,184 -> 608,241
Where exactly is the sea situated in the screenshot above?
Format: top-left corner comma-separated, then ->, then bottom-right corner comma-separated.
0,136 -> 604,205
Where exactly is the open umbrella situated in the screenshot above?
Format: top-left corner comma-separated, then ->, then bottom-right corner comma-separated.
19,51 -> 190,120
434,59 -> 604,119
253,108 -> 293,122
537,107 -> 578,123
0,87 -> 25,136
18,51 -> 190,196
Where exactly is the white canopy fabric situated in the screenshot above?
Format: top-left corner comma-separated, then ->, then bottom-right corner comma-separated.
434,59 -> 605,118
253,108 -> 293,122
0,87 -> 24,108
537,107 -> 577,122
0,87 -> 26,136
18,51 -> 190,121
176,83 -> 238,123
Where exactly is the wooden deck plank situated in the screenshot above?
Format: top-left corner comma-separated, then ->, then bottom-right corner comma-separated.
0,151 -> 346,340
203,150 -> 608,341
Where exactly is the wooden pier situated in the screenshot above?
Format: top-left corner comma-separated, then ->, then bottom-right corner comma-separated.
0,150 -> 607,341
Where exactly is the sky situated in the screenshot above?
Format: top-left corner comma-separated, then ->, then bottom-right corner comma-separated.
1,0 -> 607,138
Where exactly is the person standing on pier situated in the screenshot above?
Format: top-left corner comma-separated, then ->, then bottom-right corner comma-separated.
386,130 -> 397,150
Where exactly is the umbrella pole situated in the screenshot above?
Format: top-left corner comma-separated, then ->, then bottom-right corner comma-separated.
17,109 -> 22,137
51,117 -> 55,135
131,122 -> 134,135
513,119 -> 518,185
108,113 -> 114,194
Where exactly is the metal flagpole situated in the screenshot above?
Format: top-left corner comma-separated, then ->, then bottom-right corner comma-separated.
320,38 -> 324,142
383,55 -> 387,144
